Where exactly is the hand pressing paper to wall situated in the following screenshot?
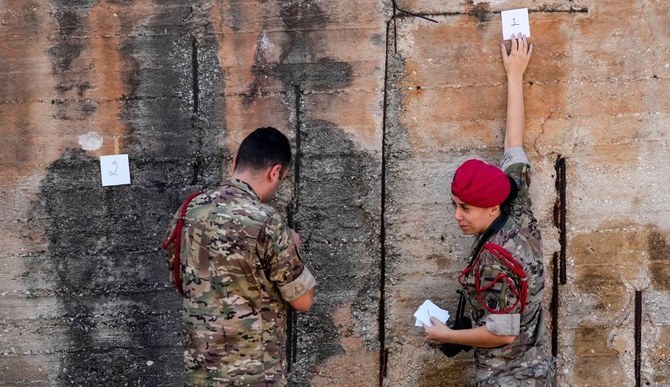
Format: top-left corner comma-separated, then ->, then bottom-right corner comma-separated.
501,8 -> 531,40
414,300 -> 450,327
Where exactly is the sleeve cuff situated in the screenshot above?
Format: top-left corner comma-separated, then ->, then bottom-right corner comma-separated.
485,313 -> 521,336
278,266 -> 316,302
500,146 -> 529,171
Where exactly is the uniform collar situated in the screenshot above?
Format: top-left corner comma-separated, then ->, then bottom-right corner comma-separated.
225,178 -> 261,201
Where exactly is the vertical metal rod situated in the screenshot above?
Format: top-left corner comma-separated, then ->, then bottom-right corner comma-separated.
554,156 -> 567,284
551,252 -> 559,357
551,156 -> 567,359
378,15 -> 395,386
635,290 -> 642,387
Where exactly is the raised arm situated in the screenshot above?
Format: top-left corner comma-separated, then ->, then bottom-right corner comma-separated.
500,34 -> 533,150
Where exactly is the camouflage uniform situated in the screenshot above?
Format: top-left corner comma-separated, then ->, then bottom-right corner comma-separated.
461,147 -> 555,386
164,179 -> 316,386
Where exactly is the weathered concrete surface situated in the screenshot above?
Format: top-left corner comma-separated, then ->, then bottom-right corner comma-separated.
384,1 -> 670,386
2,0 -> 670,386
1,1 -> 225,385
210,1 -> 387,385
1,0 -> 386,385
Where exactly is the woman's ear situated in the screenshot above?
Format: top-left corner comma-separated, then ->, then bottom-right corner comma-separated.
490,205 -> 500,217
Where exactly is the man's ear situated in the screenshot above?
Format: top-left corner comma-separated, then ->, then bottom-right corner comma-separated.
269,164 -> 282,182
232,154 -> 238,172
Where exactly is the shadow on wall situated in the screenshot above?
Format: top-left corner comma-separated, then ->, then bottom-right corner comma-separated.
32,149 -> 177,384
22,1 -> 225,384
28,143 -> 223,385
255,2 -> 382,383
26,131 -> 225,383
289,118 -> 381,384
232,1 -> 382,382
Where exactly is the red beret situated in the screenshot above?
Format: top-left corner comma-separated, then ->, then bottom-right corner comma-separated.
451,159 -> 510,207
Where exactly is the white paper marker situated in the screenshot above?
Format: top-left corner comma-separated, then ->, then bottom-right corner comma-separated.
100,154 -> 131,186
501,8 -> 531,40
413,300 -> 450,328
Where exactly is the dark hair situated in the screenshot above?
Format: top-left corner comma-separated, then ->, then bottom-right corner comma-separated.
235,127 -> 292,172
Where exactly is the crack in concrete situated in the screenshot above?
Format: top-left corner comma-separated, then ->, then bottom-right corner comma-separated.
0,95 -> 168,105
534,109 -> 555,156
392,6 -> 589,20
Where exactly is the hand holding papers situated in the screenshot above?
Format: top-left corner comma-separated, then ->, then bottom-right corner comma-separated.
414,300 -> 450,328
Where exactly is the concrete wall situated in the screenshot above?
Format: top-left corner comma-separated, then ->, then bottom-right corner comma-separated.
1,1 -> 669,386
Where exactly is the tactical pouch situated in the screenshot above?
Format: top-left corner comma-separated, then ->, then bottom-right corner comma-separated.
438,290 -> 473,357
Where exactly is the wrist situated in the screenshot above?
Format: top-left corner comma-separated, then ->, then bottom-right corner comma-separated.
440,326 -> 455,343
506,74 -> 524,84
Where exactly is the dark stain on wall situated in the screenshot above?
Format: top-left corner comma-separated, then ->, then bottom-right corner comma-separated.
49,3 -> 98,127
648,229 -> 670,291
573,322 -> 627,386
49,8 -> 88,73
575,269 -> 625,312
248,1 -> 382,383
25,1 -> 226,384
34,150 -> 182,385
419,357 -> 473,386
291,117 -> 381,383
246,0 -> 353,105
280,1 -> 330,29
227,0 -> 243,32
466,1 -> 492,24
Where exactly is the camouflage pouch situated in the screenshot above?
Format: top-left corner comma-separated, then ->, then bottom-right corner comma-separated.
438,290 -> 472,357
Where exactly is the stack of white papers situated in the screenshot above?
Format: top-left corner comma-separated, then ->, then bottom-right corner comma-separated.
414,300 -> 450,327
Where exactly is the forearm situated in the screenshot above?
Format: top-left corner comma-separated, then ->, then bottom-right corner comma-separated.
500,34 -> 533,151
437,325 -> 516,348
504,75 -> 526,150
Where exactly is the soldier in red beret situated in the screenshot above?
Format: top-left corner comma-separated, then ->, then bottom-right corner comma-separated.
424,34 -> 556,386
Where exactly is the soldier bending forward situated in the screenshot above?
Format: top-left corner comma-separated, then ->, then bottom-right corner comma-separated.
164,127 -> 316,386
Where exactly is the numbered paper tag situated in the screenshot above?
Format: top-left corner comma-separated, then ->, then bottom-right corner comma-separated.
501,8 -> 530,40
100,154 -> 131,186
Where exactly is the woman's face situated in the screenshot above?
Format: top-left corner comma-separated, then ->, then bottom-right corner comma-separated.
451,195 -> 499,235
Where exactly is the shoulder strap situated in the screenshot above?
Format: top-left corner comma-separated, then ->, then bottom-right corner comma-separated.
476,242 -> 528,314
457,211 -> 509,289
469,211 -> 508,265
162,191 -> 203,296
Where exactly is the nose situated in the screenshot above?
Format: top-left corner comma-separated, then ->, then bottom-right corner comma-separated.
454,207 -> 463,221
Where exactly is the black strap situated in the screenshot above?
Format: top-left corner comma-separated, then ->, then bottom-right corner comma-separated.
454,289 -> 468,320
468,211 -> 508,266
456,211 -> 508,317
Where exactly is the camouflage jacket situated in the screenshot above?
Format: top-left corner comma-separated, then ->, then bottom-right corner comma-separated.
461,147 -> 555,386
164,179 -> 316,386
